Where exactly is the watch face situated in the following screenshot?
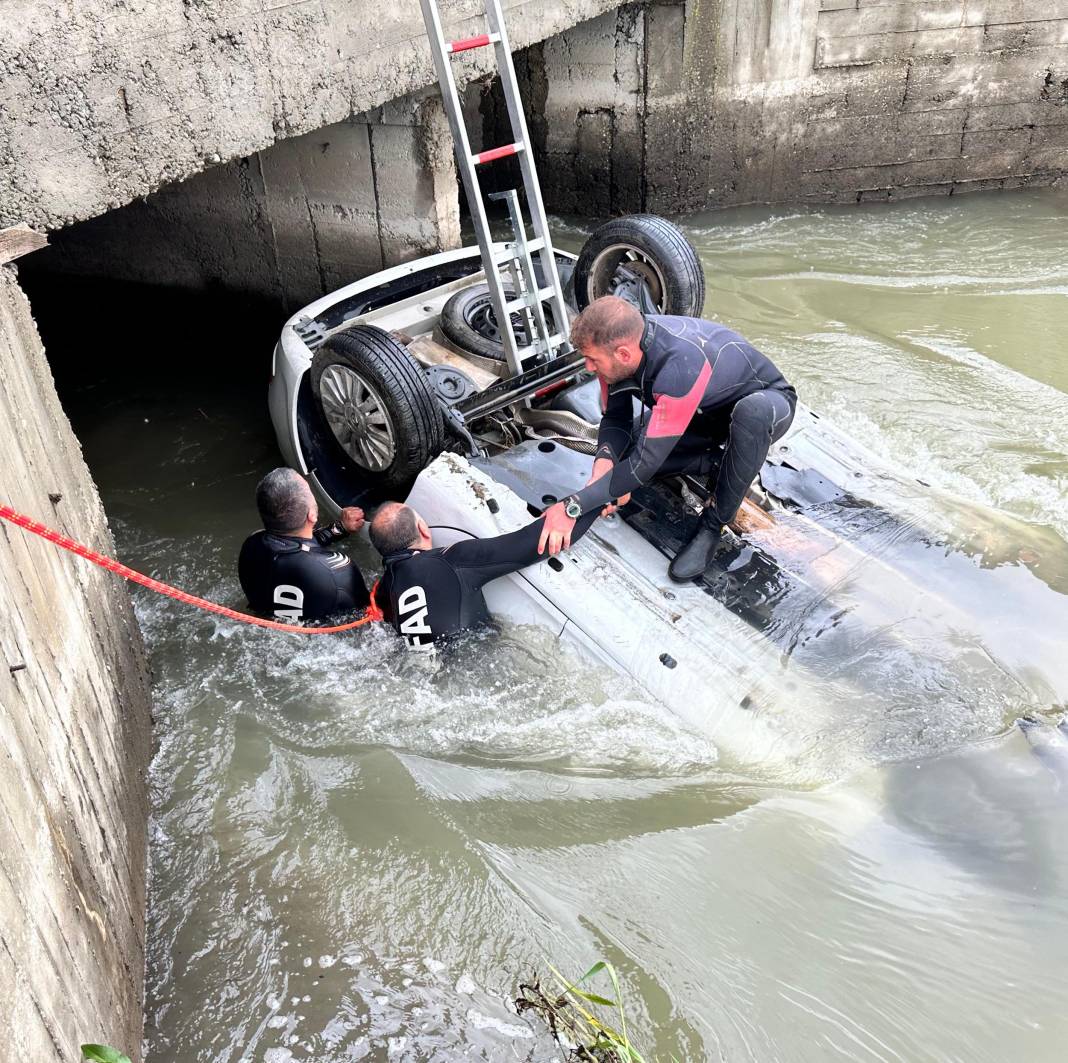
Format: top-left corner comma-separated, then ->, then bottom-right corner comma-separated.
566,501 -> 582,518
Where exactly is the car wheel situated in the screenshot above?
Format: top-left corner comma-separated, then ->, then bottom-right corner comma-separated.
310,324 -> 444,494
573,215 -> 705,317
439,283 -> 562,361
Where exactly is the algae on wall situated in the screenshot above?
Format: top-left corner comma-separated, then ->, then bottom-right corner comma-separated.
0,263 -> 152,1063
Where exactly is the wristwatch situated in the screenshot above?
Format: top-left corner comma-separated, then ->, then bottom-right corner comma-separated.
564,496 -> 583,520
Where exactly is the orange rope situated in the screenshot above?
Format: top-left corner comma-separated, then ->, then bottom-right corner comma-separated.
0,503 -> 383,634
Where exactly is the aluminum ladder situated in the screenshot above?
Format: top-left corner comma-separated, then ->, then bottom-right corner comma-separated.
418,0 -> 572,377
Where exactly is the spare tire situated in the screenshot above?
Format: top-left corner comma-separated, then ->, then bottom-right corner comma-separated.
310,324 -> 444,494
439,283 -> 563,362
573,215 -> 705,317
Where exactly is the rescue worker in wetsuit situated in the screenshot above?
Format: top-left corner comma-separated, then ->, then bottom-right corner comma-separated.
540,296 -> 797,581
370,501 -> 599,650
238,467 -> 370,623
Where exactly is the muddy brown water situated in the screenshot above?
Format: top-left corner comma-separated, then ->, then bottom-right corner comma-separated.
36,188 -> 1068,1061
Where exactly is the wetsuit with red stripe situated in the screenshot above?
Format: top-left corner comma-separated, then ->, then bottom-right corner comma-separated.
571,315 -> 796,519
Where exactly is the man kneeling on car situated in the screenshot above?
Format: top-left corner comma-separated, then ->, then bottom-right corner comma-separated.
540,296 -> 797,581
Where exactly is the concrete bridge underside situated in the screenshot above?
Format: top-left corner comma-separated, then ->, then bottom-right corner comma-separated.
6,1 -> 1068,309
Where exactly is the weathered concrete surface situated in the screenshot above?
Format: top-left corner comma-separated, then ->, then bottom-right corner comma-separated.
491,0 -> 1068,212
0,266 -> 153,1062
26,92 -> 461,310
0,0 -> 622,233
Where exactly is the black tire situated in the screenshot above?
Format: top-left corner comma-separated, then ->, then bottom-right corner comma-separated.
439,283 -> 562,361
573,215 -> 705,317
310,324 -> 444,494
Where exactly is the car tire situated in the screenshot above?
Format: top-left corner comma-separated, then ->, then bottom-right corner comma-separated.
439,283 -> 562,361
310,324 -> 444,494
573,215 -> 705,317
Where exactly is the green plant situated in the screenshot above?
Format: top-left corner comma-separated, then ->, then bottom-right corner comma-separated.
81,1045 -> 132,1063
516,960 -> 675,1063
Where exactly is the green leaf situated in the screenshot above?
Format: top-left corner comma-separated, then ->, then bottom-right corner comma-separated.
81,1045 -> 132,1063
572,989 -> 617,1007
578,961 -> 606,984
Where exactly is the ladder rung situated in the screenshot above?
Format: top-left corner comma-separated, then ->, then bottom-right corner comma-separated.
447,33 -> 498,53
492,237 -> 544,265
474,142 -> 523,165
504,286 -> 555,313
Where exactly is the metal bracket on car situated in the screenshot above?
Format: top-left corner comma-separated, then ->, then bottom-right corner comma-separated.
440,402 -> 482,458
293,315 -> 328,350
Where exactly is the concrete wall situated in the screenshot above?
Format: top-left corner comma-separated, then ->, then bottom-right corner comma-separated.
0,265 -> 153,1062
493,0 -> 1068,213
0,0 -> 622,233
26,92 -> 461,311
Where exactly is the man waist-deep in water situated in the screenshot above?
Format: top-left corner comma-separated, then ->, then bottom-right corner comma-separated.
238,467 -> 370,622
370,501 -> 599,650
541,296 -> 797,581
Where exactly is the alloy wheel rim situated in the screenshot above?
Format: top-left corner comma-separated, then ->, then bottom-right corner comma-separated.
319,365 -> 396,472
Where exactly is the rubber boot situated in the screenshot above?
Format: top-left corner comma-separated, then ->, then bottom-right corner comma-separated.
668,516 -> 724,582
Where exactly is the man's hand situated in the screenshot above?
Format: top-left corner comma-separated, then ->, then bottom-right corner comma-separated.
339,506 -> 365,533
601,492 -> 632,516
538,502 -> 577,556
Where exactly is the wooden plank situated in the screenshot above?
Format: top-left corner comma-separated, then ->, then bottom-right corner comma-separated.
0,226 -> 47,266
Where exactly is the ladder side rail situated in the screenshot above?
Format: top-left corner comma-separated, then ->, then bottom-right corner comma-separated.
501,256 -> 535,348
513,234 -> 554,360
483,0 -> 572,352
418,0 -> 524,375
495,189 -> 554,359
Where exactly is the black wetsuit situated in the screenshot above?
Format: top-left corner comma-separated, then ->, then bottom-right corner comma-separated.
572,315 -> 797,525
238,522 -> 370,623
378,511 -> 599,650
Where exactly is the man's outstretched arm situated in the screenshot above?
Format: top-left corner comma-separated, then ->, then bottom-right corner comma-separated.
441,508 -> 600,592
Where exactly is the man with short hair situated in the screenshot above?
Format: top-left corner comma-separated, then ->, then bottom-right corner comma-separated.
238,467 -> 369,622
540,296 -> 796,581
370,500 -> 598,650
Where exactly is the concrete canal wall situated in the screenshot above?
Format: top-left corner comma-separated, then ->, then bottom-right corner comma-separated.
0,263 -> 153,1062
484,0 -> 1068,213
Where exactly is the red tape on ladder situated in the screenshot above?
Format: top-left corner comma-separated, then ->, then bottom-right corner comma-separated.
448,33 -> 491,52
475,142 -> 521,165
0,503 -> 382,635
